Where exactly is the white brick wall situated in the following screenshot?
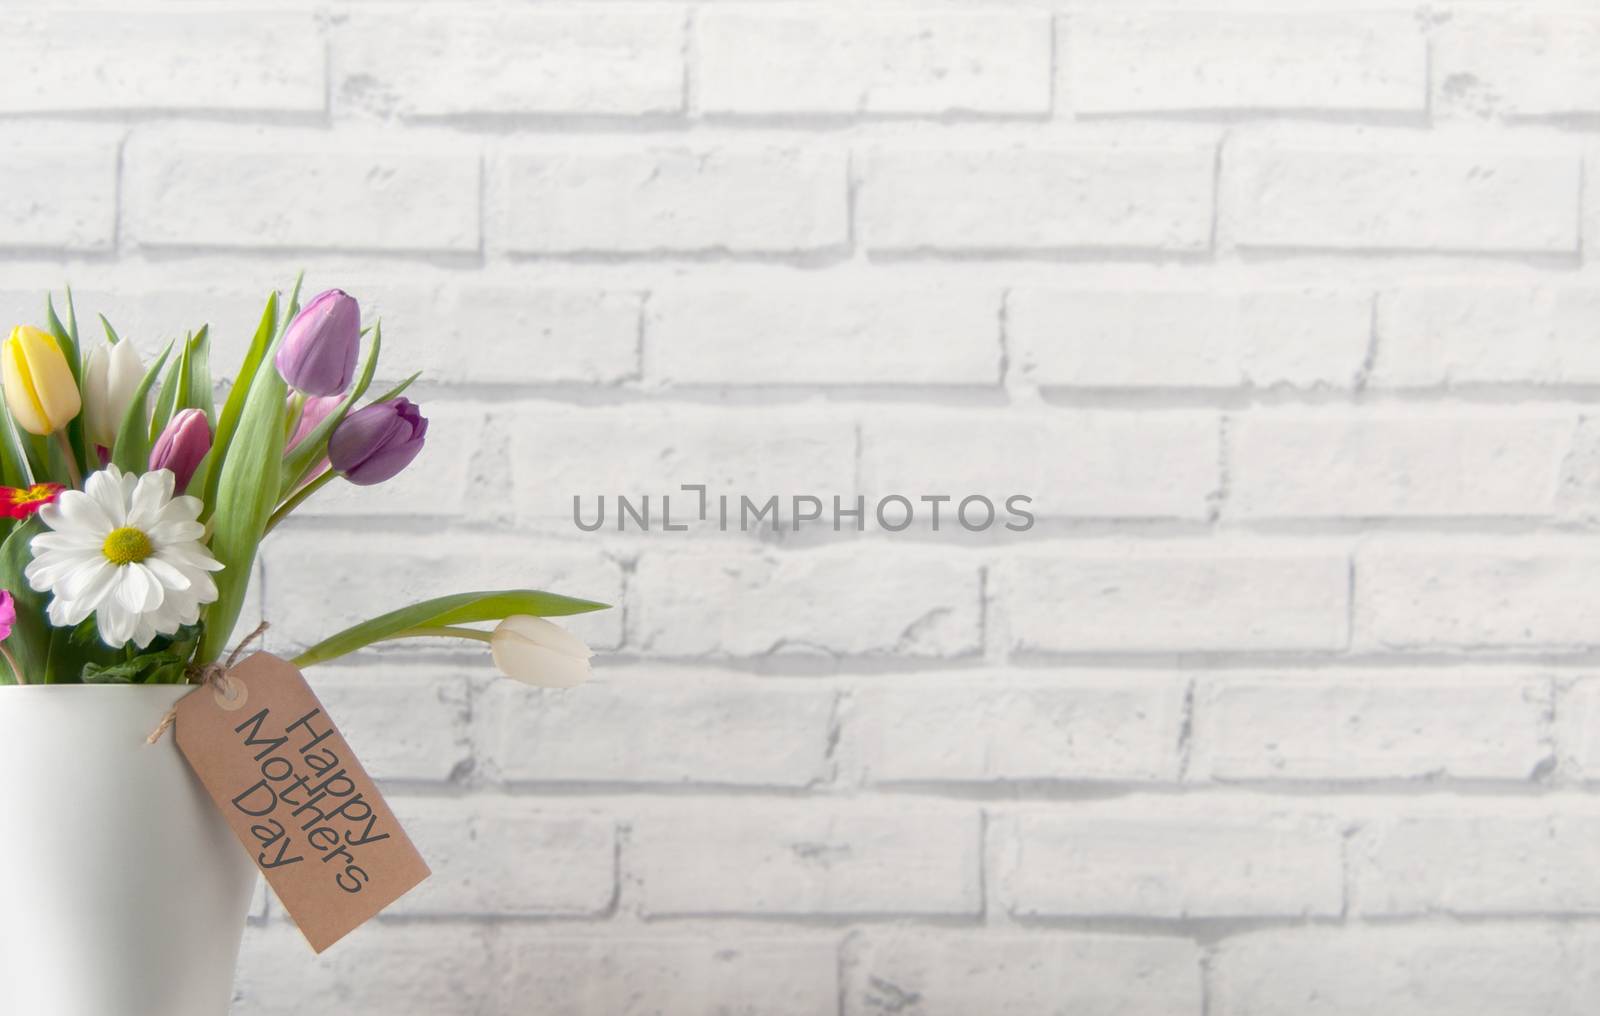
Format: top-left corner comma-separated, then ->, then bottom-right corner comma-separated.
4,1 -> 1598,1012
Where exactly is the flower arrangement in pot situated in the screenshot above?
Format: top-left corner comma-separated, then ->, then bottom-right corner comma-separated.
0,279 -> 607,1016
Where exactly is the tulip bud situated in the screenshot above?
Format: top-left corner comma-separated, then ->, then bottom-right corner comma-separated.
149,408 -> 211,493
274,289 -> 361,396
2,326 -> 82,436
490,615 -> 592,688
83,339 -> 146,449
327,397 -> 427,486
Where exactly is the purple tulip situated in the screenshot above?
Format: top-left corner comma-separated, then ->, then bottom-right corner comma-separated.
327,398 -> 427,486
275,289 -> 361,396
149,408 -> 211,493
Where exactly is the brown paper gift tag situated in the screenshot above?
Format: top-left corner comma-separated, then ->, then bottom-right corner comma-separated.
174,652 -> 430,952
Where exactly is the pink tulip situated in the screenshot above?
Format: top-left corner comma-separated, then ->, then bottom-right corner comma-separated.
149,409 -> 211,493
287,394 -> 343,452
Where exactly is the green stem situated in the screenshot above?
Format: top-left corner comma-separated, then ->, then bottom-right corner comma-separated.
293,624 -> 491,669
382,625 -> 494,643
263,468 -> 335,534
52,430 -> 81,489
0,641 -> 25,686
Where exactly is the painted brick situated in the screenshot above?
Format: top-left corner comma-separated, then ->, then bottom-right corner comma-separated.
4,8 -> 1596,1006
631,547 -> 981,658
846,932 -> 1203,1016
1559,677 -> 1600,781
1434,11 -> 1600,118
1192,672 -> 1552,781
646,288 -> 1000,385
235,924 -> 495,1015
1228,411 -> 1572,518
336,8 -> 684,117
860,146 -> 1214,253
1356,541 -> 1600,651
1352,807 -> 1600,916
860,408 -> 1219,520
847,673 -> 1185,784
994,803 -> 1344,919
698,10 -> 1050,115
479,672 -> 835,787
1010,288 -> 1372,389
1213,926 -> 1600,1016
492,933 -> 840,1016
0,143 -> 118,252
420,287 -> 641,385
124,135 -> 481,253
1227,145 -> 1581,253
1002,547 -> 1350,654
992,803 -> 1344,921
1066,11 -> 1424,114
387,798 -> 615,917
632,804 -> 980,917
0,11 -> 324,113
1374,285 -> 1600,386
496,147 -> 847,255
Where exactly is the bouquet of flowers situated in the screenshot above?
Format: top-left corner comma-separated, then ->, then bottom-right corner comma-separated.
0,278 -> 605,687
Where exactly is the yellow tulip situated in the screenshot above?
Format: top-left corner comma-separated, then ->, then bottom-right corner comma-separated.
2,326 -> 81,436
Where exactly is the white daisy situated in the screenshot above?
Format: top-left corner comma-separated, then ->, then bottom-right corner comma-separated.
25,465 -> 223,648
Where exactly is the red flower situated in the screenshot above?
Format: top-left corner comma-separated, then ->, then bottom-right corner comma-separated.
0,482 -> 64,519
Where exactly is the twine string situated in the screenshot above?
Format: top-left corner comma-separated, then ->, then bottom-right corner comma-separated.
145,622 -> 270,745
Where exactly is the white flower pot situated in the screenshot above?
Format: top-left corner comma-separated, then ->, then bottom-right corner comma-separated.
0,685 -> 258,1016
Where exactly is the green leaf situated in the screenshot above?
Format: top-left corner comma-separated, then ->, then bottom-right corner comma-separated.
81,625 -> 197,684
149,335 -> 186,443
99,314 -> 121,346
80,661 -> 138,684
149,324 -> 210,444
283,271 -> 305,325
44,295 -> 78,381
278,323 -> 382,498
67,616 -> 100,647
198,322 -> 287,664
177,329 -> 217,498
292,589 -> 610,668
44,623 -> 113,686
183,326 -> 214,426
46,292 -> 89,474
0,404 -> 32,488
63,286 -> 81,347
109,341 -> 174,474
0,518 -> 49,684
203,291 -> 277,521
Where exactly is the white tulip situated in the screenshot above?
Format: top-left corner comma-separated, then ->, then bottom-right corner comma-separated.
490,615 -> 592,688
83,340 -> 145,449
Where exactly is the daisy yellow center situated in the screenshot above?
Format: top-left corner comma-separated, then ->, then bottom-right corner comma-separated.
102,526 -> 153,566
